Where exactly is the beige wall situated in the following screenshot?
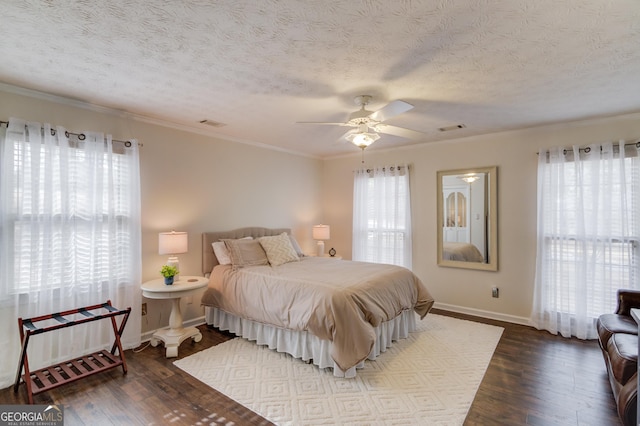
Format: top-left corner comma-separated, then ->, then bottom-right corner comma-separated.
322,112 -> 640,323
0,87 -> 324,335
3,85 -> 640,329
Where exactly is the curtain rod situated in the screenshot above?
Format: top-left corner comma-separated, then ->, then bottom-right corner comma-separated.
537,139 -> 640,155
354,165 -> 409,173
0,120 -> 142,147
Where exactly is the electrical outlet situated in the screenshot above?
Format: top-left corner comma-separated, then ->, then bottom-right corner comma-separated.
492,287 -> 499,298
141,303 -> 147,316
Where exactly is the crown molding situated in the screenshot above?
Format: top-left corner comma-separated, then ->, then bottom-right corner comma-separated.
0,82 -> 320,160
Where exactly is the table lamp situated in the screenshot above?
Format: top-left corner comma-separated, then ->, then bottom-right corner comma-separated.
159,231 -> 188,281
312,224 -> 330,257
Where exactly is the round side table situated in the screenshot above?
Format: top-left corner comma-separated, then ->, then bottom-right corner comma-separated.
141,275 -> 208,358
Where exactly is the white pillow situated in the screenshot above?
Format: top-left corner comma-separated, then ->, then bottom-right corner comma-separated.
258,232 -> 300,266
288,234 -> 305,257
212,236 -> 252,265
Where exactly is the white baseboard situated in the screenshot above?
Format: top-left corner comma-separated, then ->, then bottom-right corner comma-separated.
140,316 -> 206,342
433,302 -> 531,326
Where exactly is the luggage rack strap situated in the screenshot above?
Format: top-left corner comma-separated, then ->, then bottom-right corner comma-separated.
18,302 -> 131,335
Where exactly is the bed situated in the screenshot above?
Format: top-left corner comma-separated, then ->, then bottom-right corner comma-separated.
201,227 -> 434,378
442,242 -> 484,262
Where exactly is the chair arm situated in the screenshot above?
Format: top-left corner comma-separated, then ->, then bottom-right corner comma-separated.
617,372 -> 638,426
615,289 -> 640,316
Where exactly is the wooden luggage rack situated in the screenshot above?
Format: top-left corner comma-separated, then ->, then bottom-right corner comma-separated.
14,300 -> 131,404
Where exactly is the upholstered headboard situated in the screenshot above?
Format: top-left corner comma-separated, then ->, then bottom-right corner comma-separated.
202,227 -> 291,275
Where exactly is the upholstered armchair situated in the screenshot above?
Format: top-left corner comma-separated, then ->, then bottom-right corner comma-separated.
596,289 -> 640,426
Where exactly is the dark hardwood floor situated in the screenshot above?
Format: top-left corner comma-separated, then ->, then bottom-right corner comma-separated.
0,309 -> 621,425
446,309 -> 621,426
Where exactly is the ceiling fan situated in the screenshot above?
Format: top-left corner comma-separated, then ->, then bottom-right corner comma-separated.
297,95 -> 425,149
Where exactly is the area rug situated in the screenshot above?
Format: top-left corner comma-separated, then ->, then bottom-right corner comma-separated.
174,314 -> 503,425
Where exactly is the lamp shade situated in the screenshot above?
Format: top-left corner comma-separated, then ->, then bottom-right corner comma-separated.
312,224 -> 330,240
158,231 -> 188,255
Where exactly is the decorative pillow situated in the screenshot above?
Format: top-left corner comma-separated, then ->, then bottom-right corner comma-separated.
288,234 -> 305,257
223,238 -> 269,267
258,232 -> 300,266
212,236 -> 252,265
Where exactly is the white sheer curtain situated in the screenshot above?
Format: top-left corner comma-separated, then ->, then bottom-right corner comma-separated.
531,141 -> 640,339
0,118 -> 142,389
353,164 -> 412,268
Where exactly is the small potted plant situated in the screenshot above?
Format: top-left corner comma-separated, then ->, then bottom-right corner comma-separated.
160,265 -> 179,285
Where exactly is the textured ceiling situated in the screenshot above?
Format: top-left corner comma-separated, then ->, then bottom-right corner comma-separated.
1,0 -> 640,157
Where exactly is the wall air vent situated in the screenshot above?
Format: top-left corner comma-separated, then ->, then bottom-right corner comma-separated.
199,119 -> 226,128
438,124 -> 466,132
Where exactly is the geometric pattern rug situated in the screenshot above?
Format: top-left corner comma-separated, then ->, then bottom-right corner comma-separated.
174,314 -> 503,426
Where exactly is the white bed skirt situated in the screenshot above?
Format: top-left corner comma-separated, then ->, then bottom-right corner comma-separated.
204,306 -> 416,378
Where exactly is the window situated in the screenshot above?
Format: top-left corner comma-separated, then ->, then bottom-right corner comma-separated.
531,142 -> 640,339
6,137 -> 136,294
352,165 -> 412,268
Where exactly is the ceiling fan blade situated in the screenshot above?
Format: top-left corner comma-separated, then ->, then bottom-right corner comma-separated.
296,121 -> 352,126
375,123 -> 425,140
368,100 -> 413,122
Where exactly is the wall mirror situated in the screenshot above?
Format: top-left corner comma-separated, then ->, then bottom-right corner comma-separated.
437,166 -> 498,271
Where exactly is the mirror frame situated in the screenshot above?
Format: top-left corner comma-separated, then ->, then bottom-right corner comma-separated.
437,166 -> 498,271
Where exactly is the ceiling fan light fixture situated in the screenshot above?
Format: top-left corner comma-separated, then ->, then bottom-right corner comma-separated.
346,131 -> 380,148
459,173 -> 479,183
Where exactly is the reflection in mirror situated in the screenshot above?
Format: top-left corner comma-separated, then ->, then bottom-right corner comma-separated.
437,166 -> 498,271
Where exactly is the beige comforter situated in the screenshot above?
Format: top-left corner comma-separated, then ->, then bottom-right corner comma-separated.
442,242 -> 484,262
201,257 -> 434,371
